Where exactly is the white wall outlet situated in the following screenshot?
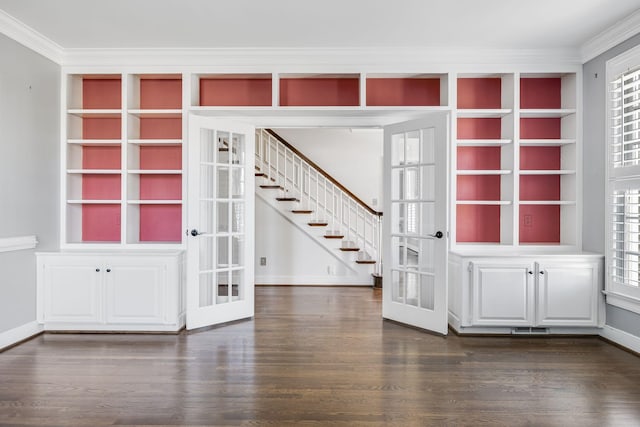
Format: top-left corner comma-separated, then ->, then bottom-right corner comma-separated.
260,257 -> 267,266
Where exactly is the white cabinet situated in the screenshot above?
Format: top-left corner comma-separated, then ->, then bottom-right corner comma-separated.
37,251 -> 185,332
448,252 -> 603,333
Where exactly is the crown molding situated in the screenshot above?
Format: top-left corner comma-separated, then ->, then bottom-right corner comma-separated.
581,9 -> 640,63
0,9 -> 63,64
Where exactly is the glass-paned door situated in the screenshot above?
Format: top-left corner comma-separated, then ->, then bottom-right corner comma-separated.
383,115 -> 448,334
186,115 -> 255,330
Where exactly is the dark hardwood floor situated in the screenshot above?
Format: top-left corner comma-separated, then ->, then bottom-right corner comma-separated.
1,286 -> 640,426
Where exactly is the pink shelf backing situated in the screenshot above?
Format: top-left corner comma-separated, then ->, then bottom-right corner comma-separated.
82,146 -> 121,169
279,78 -> 359,107
140,175 -> 182,200
82,118 -> 121,139
139,146 -> 182,170
366,78 -> 440,106
520,175 -> 560,201
140,79 -> 182,109
457,118 -> 502,139
457,146 -> 501,170
139,205 -> 182,242
457,78 -> 502,109
456,205 -> 501,243
520,146 -> 560,170
520,118 -> 561,139
200,78 -> 272,106
139,118 -> 182,139
520,205 -> 560,243
83,78 -> 121,109
82,204 -> 121,242
457,175 -> 501,200
82,175 -> 121,200
520,78 -> 561,109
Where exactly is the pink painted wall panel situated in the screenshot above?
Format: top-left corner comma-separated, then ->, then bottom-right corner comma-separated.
456,205 -> 501,243
140,79 -> 182,109
280,78 -> 359,106
519,205 -> 560,243
457,118 -> 502,139
139,205 -> 182,242
457,78 -> 502,109
82,175 -> 121,200
520,78 -> 561,109
366,78 -> 440,106
82,146 -> 121,169
200,78 -> 272,106
519,175 -> 560,201
83,78 -> 121,109
457,175 -> 501,200
82,204 -> 120,242
457,146 -> 501,170
520,118 -> 561,139
139,118 -> 182,139
82,118 -> 121,139
139,175 -> 182,200
520,146 -> 560,170
139,146 -> 181,170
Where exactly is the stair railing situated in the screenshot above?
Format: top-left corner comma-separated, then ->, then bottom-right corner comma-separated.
255,128 -> 383,274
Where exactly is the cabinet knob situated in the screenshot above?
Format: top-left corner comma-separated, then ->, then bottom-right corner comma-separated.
528,270 -> 533,275
95,268 -> 100,272
539,271 -> 545,275
106,268 -> 111,273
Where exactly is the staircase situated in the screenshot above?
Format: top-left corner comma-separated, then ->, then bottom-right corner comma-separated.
255,129 -> 382,282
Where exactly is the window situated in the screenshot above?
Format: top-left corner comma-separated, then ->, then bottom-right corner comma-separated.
606,44 -> 640,313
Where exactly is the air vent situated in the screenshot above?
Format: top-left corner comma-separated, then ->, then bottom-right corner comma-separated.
511,327 -> 549,335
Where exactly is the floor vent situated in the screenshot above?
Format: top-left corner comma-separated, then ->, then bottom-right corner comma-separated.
511,327 -> 549,335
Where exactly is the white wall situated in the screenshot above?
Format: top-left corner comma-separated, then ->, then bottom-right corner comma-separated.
0,33 -> 60,336
271,128 -> 383,210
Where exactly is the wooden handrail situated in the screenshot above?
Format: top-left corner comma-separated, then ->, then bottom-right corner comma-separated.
265,129 -> 383,217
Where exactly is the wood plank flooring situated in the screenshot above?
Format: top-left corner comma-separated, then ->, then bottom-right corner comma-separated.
1,286 -> 640,426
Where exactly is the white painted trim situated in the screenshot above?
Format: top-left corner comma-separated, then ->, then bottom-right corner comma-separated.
0,9 -> 63,64
0,321 -> 43,351
581,9 -> 640,63
600,325 -> 640,354
255,275 -> 371,286
0,236 -> 38,253
603,291 -> 640,315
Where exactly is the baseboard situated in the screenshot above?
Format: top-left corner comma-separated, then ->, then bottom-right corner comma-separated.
600,325 -> 640,355
0,321 -> 43,352
255,275 -> 371,286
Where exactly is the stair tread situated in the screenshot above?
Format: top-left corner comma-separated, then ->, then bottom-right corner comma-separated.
324,235 -> 344,239
255,173 -> 266,177
356,260 -> 376,264
260,185 -> 284,189
340,247 -> 360,251
292,210 -> 313,214
276,197 -> 300,202
308,222 -> 328,226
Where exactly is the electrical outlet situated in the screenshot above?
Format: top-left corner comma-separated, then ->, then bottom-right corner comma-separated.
260,257 -> 267,266
524,215 -> 533,227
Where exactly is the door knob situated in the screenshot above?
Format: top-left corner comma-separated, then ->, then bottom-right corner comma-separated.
190,229 -> 204,237
429,231 -> 444,239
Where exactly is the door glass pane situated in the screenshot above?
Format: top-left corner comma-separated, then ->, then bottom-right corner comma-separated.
217,271 -> 229,304
406,272 -> 419,307
232,202 -> 244,233
415,238 -> 435,274
421,165 -> 435,200
199,272 -> 214,308
391,133 -> 405,166
232,270 -> 244,302
217,235 -> 229,267
201,129 -> 216,163
201,165 -> 214,199
391,169 -> 402,200
391,236 -> 407,269
392,270 -> 404,303
421,128 -> 435,164
217,131 -> 230,165
406,131 -> 420,164
200,200 -> 214,236
217,202 -> 229,233
232,236 -> 244,266
419,202 -> 435,237
217,167 -> 229,199
231,168 -> 245,198
199,236 -> 214,271
420,274 -> 435,310
231,133 -> 245,165
405,168 -> 419,200
391,202 -> 406,234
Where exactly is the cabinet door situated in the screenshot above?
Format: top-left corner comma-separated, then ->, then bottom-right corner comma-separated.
471,262 -> 535,326
536,261 -> 599,326
43,260 -> 102,323
105,261 -> 164,324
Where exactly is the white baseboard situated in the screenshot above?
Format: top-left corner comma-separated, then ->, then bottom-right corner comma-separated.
0,321 -> 43,351
600,325 -> 640,354
256,275 -> 372,286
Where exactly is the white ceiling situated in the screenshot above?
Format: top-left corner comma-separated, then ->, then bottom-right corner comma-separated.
0,0 -> 639,50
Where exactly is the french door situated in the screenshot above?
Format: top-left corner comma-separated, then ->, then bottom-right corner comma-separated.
383,114 -> 449,335
186,115 -> 255,330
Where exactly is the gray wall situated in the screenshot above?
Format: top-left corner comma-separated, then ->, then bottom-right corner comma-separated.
0,34 -> 59,333
583,33 -> 640,337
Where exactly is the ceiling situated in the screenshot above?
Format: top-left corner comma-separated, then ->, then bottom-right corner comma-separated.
0,0 -> 639,51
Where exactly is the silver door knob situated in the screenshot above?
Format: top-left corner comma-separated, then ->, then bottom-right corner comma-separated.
429,231 -> 444,239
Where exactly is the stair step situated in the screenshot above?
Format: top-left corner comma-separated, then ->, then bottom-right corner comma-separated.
292,210 -> 313,214
324,235 -> 344,239
219,147 -> 229,152
356,260 -> 376,264
276,197 -> 300,202
260,185 -> 284,190
255,173 -> 266,177
308,222 -> 328,227
340,247 -> 360,251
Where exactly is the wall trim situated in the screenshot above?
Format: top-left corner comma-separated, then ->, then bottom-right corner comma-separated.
603,291 -> 640,316
256,275 -> 371,286
0,235 -> 38,253
0,9 -> 63,64
581,9 -> 640,63
600,325 -> 640,355
0,321 -> 43,352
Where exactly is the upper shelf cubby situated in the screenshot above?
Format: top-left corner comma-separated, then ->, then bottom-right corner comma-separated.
194,74 -> 272,107
457,74 -> 514,112
128,74 -> 182,110
520,74 -> 576,111
279,74 -> 360,107
365,74 -> 447,107
67,74 -> 122,111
